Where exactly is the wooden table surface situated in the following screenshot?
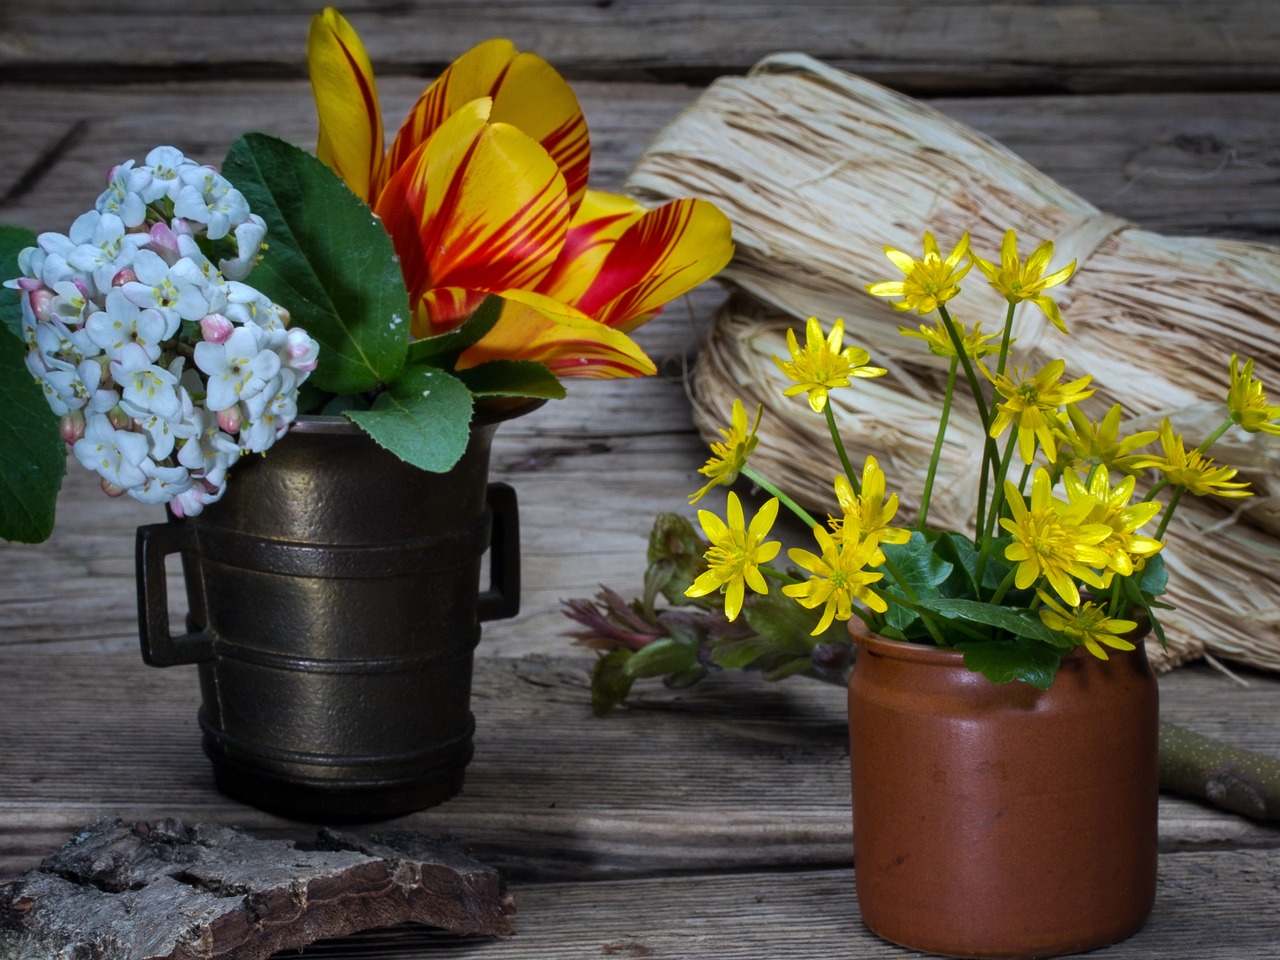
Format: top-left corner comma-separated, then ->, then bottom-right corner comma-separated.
3,3 -> 1279,957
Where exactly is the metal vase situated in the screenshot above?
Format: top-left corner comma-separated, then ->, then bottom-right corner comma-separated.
134,406 -> 531,820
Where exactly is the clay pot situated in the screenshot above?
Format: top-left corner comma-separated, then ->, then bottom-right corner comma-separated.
847,622 -> 1159,959
134,405 -> 533,820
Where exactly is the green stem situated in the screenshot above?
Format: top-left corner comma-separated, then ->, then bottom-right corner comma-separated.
743,466 -> 821,530
938,305 -> 1001,531
917,357 -> 958,530
825,402 -> 859,496
1154,486 -> 1184,541
880,555 -> 948,646
974,430 -> 1020,594
995,301 -> 1016,377
988,565 -> 1020,607
761,566 -> 801,586
1196,418 -> 1234,455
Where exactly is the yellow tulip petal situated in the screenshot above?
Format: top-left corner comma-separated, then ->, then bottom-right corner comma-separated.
536,190 -> 646,305
382,39 -> 590,211
458,289 -> 657,379
572,198 -> 735,332
307,7 -> 384,201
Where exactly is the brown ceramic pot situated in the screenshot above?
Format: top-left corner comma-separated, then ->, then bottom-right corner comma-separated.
847,622 -> 1158,959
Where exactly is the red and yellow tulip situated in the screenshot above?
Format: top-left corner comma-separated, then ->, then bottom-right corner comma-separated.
307,8 -> 733,378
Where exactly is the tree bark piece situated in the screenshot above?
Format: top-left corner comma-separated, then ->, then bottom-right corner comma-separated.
0,817 -> 514,959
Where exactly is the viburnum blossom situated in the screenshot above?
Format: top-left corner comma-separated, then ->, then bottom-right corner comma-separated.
6,146 -> 320,515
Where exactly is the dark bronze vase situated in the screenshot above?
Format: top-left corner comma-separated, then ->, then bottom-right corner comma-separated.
847,624 -> 1159,959
134,406 -> 532,820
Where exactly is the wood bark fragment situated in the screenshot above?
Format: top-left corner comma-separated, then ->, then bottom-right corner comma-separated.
1159,721 -> 1280,822
0,817 -> 514,960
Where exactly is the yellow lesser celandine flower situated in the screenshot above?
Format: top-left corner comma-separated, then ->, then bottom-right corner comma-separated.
986,359 -> 1094,465
829,457 -> 911,545
971,228 -> 1077,334
1001,468 -> 1111,606
1141,418 -> 1253,499
1227,354 -> 1280,435
1061,469 -> 1163,579
689,399 -> 763,504
774,316 -> 886,413
783,524 -> 888,635
898,316 -> 1002,360
866,231 -> 971,315
1036,590 -> 1138,661
684,492 -> 781,622
1052,404 -> 1158,478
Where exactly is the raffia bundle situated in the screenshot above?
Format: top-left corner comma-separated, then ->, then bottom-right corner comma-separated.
626,53 -> 1280,671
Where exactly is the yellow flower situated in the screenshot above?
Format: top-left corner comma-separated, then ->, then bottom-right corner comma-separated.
986,359 -> 1094,465
1228,354 -> 1280,435
1001,468 -> 1111,606
774,317 -> 886,413
1062,469 -> 1163,579
783,524 -> 888,635
684,492 -> 781,621
1141,418 -> 1253,499
972,229 -> 1077,333
898,316 -> 1002,360
829,457 -> 911,546
689,399 -> 762,504
1053,403 -> 1157,477
1036,591 -> 1138,661
866,231 -> 971,315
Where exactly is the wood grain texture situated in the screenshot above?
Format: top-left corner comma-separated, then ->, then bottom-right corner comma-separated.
3,1 -> 1278,94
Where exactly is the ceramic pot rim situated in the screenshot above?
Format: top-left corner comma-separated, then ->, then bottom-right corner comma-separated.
288,398 -> 545,436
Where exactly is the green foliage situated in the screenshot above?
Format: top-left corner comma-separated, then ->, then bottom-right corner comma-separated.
223,134 -> 409,396
0,226 -> 64,544
344,365 -> 473,472
457,360 -> 566,400
591,649 -> 636,717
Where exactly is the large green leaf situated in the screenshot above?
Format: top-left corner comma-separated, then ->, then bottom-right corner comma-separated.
222,133 -> 409,395
591,648 -> 636,716
456,360 -> 566,400
625,637 -> 699,678
914,596 -> 1068,646
0,225 -> 36,340
344,366 -> 473,472
956,639 -> 1062,689
406,294 -> 504,366
0,324 -> 65,543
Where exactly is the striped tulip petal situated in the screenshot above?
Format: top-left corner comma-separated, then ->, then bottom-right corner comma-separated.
375,99 -> 570,336
307,7 -> 384,202
382,39 -> 590,211
536,190 -> 647,306
459,290 -> 657,379
571,198 -> 735,332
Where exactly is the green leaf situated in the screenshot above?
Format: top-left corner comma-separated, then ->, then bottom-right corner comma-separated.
709,636 -> 781,670
344,366 -> 473,472
761,656 -> 817,682
914,596 -> 1067,646
456,359 -> 566,400
645,513 -> 710,608
957,638 -> 1062,689
0,324 -> 64,543
663,664 -> 709,689
591,649 -> 636,716
405,293 -> 505,366
0,225 -> 37,340
882,531 -> 953,589
624,637 -> 698,678
222,133 -> 409,395
742,592 -> 834,651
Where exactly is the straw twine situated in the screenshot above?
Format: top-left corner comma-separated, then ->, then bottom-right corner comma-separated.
627,53 -> 1280,672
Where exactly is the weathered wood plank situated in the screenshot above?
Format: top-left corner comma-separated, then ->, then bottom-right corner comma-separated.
1,651 -> 1276,883
262,852 -> 1280,959
3,81 -> 1279,242
3,2 -> 1278,94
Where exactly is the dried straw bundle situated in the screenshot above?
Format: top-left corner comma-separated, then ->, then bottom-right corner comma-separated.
627,54 -> 1280,671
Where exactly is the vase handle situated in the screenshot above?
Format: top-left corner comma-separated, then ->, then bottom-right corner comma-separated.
478,481 -> 521,622
135,520 -> 216,667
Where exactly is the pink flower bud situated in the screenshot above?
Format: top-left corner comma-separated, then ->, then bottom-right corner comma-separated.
168,498 -> 187,519
111,268 -> 137,287
101,478 -> 126,498
217,406 -> 243,434
29,288 -> 53,323
59,410 -> 86,445
106,163 -> 124,184
149,222 -> 181,263
15,277 -> 42,292
200,313 -> 234,344
73,278 -> 92,301
277,306 -> 291,328
170,219 -> 197,238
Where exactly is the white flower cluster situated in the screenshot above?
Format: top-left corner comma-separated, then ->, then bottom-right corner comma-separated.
6,146 -> 320,516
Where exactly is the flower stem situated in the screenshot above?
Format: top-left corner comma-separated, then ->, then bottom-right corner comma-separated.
938,305 -> 1000,530
974,430 -> 1020,594
1154,485 -> 1184,541
995,301 -> 1016,377
880,555 -> 948,646
825,402 -> 860,496
989,565 -> 1020,607
743,466 -> 821,530
1196,418 -> 1233,455
918,357 -> 957,530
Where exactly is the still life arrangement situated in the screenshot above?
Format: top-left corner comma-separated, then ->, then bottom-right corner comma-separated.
0,6 -> 733,544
